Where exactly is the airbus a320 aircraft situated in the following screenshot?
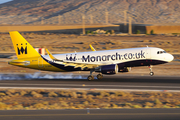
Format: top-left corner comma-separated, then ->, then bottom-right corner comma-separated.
8,31 -> 174,81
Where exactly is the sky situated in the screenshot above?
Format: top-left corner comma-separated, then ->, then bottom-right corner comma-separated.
0,0 -> 12,4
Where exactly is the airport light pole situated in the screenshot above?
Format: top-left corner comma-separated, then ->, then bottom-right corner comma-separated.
41,17 -> 44,25
105,11 -> 109,24
82,15 -> 85,35
124,10 -> 127,33
58,15 -> 62,25
90,14 -> 93,24
128,17 -> 132,35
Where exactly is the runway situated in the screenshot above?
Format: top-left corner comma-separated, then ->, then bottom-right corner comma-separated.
0,109 -> 180,120
0,75 -> 180,91
0,76 -> 180,120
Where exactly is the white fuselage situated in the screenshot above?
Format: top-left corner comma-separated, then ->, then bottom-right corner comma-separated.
43,47 -> 174,65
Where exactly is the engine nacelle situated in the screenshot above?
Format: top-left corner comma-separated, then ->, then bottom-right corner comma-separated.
119,67 -> 131,72
100,64 -> 118,74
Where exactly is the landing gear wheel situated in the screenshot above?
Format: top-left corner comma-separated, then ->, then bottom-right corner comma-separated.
87,75 -> 94,81
149,72 -> 154,76
97,74 -> 103,80
148,65 -> 154,76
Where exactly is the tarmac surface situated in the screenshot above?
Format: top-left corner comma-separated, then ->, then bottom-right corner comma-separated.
0,109 -> 180,120
0,75 -> 180,91
0,75 -> 180,120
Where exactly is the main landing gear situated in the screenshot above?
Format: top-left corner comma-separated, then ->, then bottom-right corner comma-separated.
87,69 -> 103,81
87,75 -> 94,81
87,74 -> 103,81
148,65 -> 154,76
97,73 -> 103,80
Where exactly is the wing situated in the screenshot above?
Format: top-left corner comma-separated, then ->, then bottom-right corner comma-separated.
46,49 -> 63,62
45,49 -> 117,69
89,44 -> 96,51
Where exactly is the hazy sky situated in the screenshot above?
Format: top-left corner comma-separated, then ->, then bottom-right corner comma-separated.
0,0 -> 12,4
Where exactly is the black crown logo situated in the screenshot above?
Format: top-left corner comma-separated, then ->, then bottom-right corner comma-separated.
17,43 -> 27,55
66,54 -> 77,61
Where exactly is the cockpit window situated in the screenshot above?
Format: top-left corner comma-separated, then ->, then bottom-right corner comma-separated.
157,51 -> 166,54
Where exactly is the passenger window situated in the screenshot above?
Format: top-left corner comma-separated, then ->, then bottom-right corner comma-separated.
157,51 -> 159,54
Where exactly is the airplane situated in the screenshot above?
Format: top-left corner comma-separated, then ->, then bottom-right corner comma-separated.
8,31 -> 174,81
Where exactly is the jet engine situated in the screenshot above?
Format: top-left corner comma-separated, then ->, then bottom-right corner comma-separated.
100,64 -> 118,74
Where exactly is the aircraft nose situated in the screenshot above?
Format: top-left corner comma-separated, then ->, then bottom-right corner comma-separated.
167,54 -> 174,62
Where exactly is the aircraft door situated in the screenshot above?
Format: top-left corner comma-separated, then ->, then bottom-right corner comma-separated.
146,48 -> 151,59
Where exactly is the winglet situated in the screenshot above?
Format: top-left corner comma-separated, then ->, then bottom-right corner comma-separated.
45,49 -> 63,62
89,44 -> 96,51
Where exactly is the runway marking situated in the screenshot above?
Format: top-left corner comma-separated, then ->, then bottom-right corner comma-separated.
0,86 -> 180,92
0,83 -> 180,89
0,113 -> 180,117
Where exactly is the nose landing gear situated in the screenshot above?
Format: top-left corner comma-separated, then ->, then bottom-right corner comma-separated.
149,65 -> 154,76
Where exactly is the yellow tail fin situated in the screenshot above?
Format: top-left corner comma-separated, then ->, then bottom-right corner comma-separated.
9,31 -> 40,59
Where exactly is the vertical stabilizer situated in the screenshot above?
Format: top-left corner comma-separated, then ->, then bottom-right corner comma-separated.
9,31 -> 40,59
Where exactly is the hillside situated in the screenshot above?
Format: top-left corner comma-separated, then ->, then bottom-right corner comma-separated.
0,0 -> 180,25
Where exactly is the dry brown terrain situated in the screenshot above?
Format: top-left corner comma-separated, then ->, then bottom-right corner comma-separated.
0,89 -> 180,110
0,25 -> 119,33
0,33 -> 180,53
1,0 -> 180,25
